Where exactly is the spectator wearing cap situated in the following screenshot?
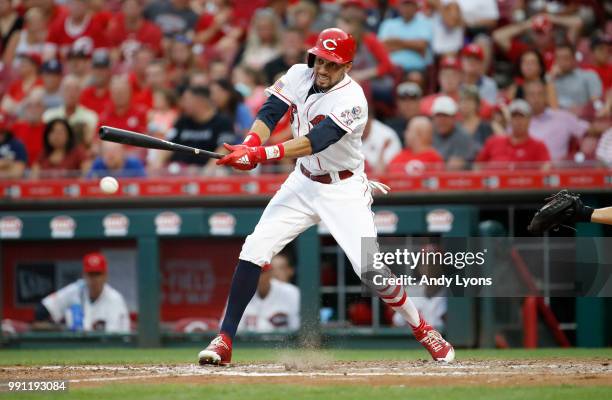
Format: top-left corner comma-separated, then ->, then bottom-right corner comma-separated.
88,139 -> 145,178
2,7 -> 43,68
32,118 -> 89,177
420,56 -> 461,114
263,27 -> 306,86
40,59 -> 64,109
378,0 -> 433,73
388,116 -> 444,175
582,35 -> 612,93
79,51 -> 112,115
493,13 -> 582,69
143,0 -> 198,37
162,86 -> 236,170
421,55 -> 493,119
337,16 -> 395,102
551,42 -> 603,116
430,0 -> 465,57
45,0 -> 109,59
362,107 -> 402,174
524,80 -> 589,161
11,89 -> 46,165
43,74 -> 99,149
385,81 -> 422,141
33,252 -> 130,333
1,53 -> 43,115
240,8 -> 283,71
107,0 -> 163,62
461,43 -> 497,105
458,85 -> 494,146
476,99 -> 550,168
431,96 -> 479,170
0,112 -> 27,178
65,45 -> 92,89
509,49 -> 559,109
237,262 -> 300,333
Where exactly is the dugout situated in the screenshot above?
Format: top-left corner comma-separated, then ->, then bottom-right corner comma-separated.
1,202 -> 609,349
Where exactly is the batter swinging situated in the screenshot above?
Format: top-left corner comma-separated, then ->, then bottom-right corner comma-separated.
198,28 -> 454,365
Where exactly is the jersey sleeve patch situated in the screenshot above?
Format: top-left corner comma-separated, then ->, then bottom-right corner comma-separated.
330,105 -> 365,133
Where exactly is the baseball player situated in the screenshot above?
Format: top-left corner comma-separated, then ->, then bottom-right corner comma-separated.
198,28 -> 454,365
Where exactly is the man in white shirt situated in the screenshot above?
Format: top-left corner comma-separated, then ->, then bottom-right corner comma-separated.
34,252 -> 130,333
237,263 -> 300,333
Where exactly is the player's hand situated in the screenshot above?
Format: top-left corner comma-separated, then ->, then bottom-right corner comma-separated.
216,143 -> 259,170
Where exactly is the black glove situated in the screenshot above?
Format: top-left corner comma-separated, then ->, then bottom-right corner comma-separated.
528,190 -> 594,234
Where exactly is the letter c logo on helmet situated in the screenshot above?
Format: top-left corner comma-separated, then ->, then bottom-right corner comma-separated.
322,39 -> 337,51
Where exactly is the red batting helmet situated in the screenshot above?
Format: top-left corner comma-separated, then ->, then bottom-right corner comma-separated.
307,28 -> 356,68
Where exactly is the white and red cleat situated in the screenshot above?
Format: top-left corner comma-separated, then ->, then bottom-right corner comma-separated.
198,333 -> 232,366
412,317 -> 455,362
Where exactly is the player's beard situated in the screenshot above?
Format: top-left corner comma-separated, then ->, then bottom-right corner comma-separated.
315,73 -> 344,92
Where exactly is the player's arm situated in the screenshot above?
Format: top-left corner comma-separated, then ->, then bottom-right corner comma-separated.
592,207 -> 612,225
243,95 -> 289,146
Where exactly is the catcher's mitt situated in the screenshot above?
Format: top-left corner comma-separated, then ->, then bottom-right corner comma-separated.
528,190 -> 594,234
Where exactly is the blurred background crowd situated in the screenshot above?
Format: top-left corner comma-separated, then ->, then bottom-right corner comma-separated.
0,0 -> 610,180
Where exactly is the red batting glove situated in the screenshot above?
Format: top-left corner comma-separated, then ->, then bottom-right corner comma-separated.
216,143 -> 285,171
242,132 -> 262,147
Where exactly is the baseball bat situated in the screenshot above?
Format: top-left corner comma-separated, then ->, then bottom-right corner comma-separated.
98,126 -> 223,159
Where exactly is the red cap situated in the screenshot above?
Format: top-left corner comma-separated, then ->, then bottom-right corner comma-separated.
531,14 -> 552,33
262,263 -> 272,272
307,28 -> 356,67
461,43 -> 484,61
83,252 -> 108,273
439,55 -> 461,71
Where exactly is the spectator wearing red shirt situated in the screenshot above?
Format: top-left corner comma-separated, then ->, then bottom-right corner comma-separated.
1,53 -> 43,116
492,13 -> 582,69
46,0 -> 109,59
11,89 -> 46,166
476,99 -> 550,168
80,51 -> 112,115
388,116 -> 444,175
107,0 -> 163,62
99,75 -> 147,158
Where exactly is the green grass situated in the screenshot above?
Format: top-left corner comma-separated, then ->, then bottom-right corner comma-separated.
1,347 -> 611,366
3,384 -> 612,400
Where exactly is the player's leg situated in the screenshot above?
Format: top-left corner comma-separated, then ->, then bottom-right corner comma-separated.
199,174 -> 318,365
315,177 -> 454,361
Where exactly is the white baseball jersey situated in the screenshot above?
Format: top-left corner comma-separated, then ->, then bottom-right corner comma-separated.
237,279 -> 300,333
42,279 -> 130,333
266,64 -> 369,174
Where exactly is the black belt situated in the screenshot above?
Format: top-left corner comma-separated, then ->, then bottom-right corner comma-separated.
300,164 -> 353,184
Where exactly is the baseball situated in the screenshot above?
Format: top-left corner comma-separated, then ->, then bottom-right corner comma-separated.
100,176 -> 119,194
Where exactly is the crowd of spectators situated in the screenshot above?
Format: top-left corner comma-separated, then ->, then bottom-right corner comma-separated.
0,0 -> 610,180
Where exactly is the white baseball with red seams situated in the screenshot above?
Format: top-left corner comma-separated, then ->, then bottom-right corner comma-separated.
100,176 -> 119,194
